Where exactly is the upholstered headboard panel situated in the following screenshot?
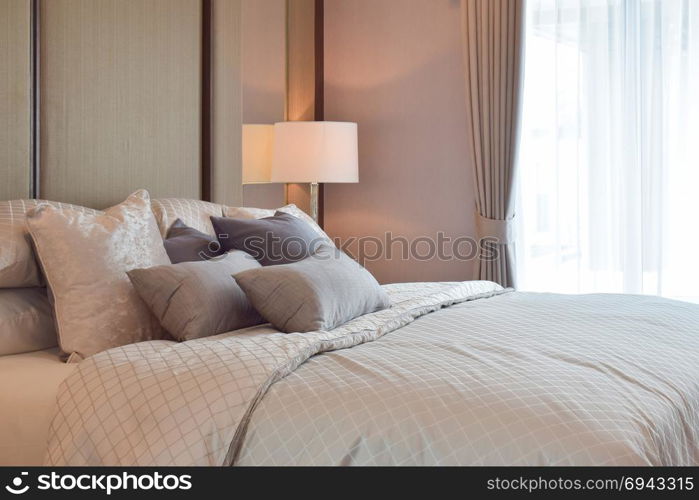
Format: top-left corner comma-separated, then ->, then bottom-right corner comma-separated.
40,0 -> 203,208
0,0 -> 243,210
0,0 -> 31,201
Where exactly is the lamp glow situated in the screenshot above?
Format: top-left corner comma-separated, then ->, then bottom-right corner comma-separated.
242,124 -> 274,184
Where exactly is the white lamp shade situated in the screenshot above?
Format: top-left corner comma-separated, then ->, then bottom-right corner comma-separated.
242,124 -> 274,184
271,121 -> 358,183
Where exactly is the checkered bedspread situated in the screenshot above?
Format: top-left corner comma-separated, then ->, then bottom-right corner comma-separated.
47,281 -> 699,465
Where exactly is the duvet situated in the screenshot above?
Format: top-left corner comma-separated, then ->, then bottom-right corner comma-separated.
46,281 -> 699,466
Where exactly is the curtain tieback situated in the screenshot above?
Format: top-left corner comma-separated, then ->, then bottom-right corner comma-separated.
476,214 -> 515,245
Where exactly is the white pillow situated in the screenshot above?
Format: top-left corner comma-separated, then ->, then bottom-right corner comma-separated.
0,288 -> 57,356
26,190 -> 171,362
150,198 -> 224,237
223,203 -> 335,246
0,200 -> 101,288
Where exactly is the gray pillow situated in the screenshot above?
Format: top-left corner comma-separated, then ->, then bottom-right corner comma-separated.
164,218 -> 224,264
234,245 -> 390,333
0,288 -> 57,355
127,251 -> 264,341
210,212 -> 323,266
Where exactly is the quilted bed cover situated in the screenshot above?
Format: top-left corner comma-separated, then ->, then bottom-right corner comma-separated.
46,281 -> 699,466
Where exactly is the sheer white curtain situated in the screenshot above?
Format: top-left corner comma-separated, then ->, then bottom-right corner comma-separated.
517,0 -> 699,302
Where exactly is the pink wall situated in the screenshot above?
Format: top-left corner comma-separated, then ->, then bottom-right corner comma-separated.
323,0 -> 477,283
241,0 -> 286,209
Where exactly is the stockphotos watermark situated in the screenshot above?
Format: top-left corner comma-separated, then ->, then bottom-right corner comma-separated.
336,232 -> 501,265
207,231 -> 503,265
4,471 -> 192,496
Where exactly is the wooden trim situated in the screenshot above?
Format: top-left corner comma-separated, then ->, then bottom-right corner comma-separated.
315,0 -> 325,227
201,0 -> 212,201
30,0 -> 40,198
314,0 -> 324,122
284,0 -> 290,122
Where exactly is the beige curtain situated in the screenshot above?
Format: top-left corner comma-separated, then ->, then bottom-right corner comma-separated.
460,0 -> 524,288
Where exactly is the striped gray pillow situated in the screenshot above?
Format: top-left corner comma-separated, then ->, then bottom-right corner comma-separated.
234,245 -> 390,333
128,251 -> 263,341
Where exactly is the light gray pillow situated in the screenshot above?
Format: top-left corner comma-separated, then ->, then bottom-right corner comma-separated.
234,245 -> 390,333
0,288 -> 57,355
128,251 -> 264,341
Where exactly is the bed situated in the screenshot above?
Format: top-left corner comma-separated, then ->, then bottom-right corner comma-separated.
44,281 -> 699,466
4,196 -> 699,466
0,348 -> 75,465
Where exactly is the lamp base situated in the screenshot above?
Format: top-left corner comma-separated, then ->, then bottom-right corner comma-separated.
309,182 -> 319,223
283,183 -> 320,223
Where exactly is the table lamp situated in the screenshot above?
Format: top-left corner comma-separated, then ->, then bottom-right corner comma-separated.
271,121 -> 358,222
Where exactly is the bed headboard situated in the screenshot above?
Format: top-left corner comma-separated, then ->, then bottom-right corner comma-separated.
0,0 -> 242,209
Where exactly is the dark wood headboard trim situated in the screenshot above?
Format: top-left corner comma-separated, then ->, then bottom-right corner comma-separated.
315,0 -> 325,227
314,0 -> 324,122
30,0 -> 40,198
201,0 -> 212,202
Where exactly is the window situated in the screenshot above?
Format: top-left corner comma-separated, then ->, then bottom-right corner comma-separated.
517,0 -> 699,302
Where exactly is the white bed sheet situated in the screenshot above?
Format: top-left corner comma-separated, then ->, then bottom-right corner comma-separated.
0,348 -> 75,465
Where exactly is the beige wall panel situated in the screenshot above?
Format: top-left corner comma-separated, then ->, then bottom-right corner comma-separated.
210,0 -> 243,207
40,0 -> 201,209
0,0 -> 31,200
242,0 -> 286,125
286,0 -> 316,214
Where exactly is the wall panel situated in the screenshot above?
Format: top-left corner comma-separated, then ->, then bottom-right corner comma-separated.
0,0 -> 31,200
210,0 -> 243,206
40,0 -> 202,208
241,0 -> 286,209
324,0 -> 477,283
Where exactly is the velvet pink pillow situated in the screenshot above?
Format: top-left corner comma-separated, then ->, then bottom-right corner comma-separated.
26,190 -> 170,362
